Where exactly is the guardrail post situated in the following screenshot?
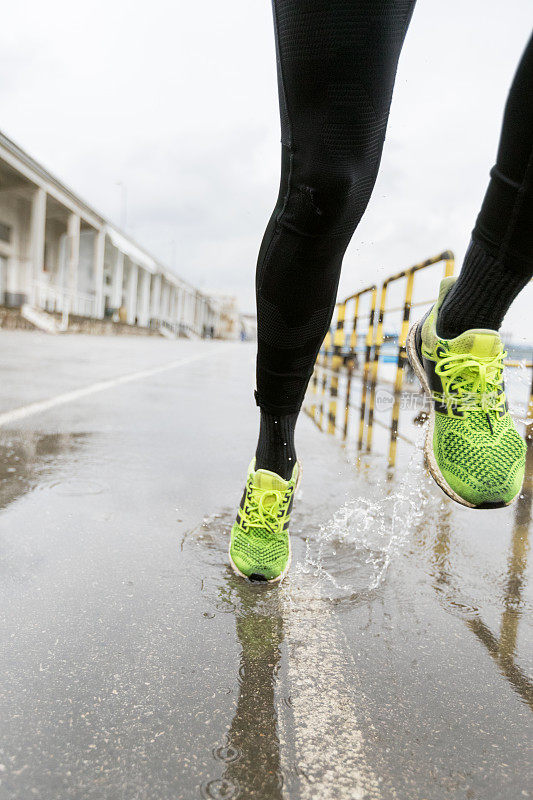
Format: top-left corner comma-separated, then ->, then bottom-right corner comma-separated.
318,330 -> 332,431
388,269 -> 415,466
358,287 -> 377,450
308,365 -> 319,421
526,364 -> 533,447
343,295 -> 359,440
367,281 -> 389,452
444,254 -> 455,277
328,302 -> 345,435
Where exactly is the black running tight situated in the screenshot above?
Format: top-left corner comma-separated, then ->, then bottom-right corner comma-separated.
437,31 -> 533,339
255,0 -> 416,414
255,3 -> 533,415
473,31 -> 533,271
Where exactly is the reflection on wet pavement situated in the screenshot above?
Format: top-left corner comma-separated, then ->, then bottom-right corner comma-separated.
431,445 -> 533,710
192,521 -> 285,800
192,513 -> 384,800
0,336 -> 531,800
192,439 -> 533,798
0,431 -> 89,510
218,591 -> 284,800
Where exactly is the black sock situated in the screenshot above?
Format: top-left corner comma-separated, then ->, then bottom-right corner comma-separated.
255,409 -> 298,480
437,239 -> 532,339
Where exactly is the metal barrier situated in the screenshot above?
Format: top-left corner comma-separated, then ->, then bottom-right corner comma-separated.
325,286 -> 378,440
507,360 -> 533,441
305,250 -> 533,466
307,284 -> 378,447
306,251 -> 455,464
370,251 -> 455,465
347,286 -> 377,448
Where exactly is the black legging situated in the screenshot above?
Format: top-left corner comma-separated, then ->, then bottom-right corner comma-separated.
255,1 -> 533,415
255,0 -> 416,414
474,31 -> 533,272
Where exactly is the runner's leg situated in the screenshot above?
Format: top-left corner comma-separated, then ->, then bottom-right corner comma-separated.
438,32 -> 533,338
255,0 -> 416,477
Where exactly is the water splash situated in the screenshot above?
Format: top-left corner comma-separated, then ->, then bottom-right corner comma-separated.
292,432 -> 432,599
505,360 -> 532,425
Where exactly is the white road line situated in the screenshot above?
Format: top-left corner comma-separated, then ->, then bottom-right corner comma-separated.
281,600 -> 384,800
0,345 -> 231,428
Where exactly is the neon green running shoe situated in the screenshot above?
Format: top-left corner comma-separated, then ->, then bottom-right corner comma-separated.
407,277 -> 526,508
229,459 -> 300,582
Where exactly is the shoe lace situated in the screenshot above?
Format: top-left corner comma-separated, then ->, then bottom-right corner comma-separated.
435,349 -> 506,415
244,485 -> 286,535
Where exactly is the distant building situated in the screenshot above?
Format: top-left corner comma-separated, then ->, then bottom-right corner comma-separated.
239,313 -> 257,341
203,292 -> 241,340
0,130 -> 226,337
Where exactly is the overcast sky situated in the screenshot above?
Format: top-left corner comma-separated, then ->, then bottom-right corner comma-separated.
0,0 -> 531,340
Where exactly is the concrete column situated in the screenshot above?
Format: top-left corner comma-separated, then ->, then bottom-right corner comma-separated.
204,300 -> 210,336
161,281 -> 170,321
182,288 -> 189,328
167,286 -> 174,321
126,262 -> 139,325
67,212 -> 81,311
197,297 -> 204,336
29,187 -> 46,305
185,291 -> 193,329
138,269 -> 151,327
112,249 -> 124,309
93,229 -> 106,318
170,287 -> 178,322
203,299 -> 209,336
173,286 -> 183,333
150,273 -> 162,320
176,287 -> 184,324
193,292 -> 200,334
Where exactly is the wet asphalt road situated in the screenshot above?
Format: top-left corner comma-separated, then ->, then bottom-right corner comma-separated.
0,331 -> 531,800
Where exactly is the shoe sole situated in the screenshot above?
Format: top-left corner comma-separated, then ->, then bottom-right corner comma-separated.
228,461 -> 302,584
406,322 -> 514,510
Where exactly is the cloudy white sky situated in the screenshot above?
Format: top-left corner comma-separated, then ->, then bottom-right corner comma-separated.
1,0 -> 531,340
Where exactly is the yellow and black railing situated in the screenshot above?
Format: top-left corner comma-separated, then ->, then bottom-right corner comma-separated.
307,283 -> 378,447
371,251 -> 455,465
305,251 -> 533,466
505,358 -> 533,442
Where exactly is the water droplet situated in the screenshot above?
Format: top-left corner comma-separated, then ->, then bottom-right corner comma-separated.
200,778 -> 240,799
212,744 -> 242,763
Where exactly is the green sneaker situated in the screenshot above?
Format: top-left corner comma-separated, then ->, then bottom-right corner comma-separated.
229,459 -> 300,582
407,277 -> 526,508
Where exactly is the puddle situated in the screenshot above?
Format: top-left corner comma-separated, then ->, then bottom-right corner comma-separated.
0,432 -> 90,511
187,518 -> 287,800
189,437 -> 533,720
186,438 -> 434,613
